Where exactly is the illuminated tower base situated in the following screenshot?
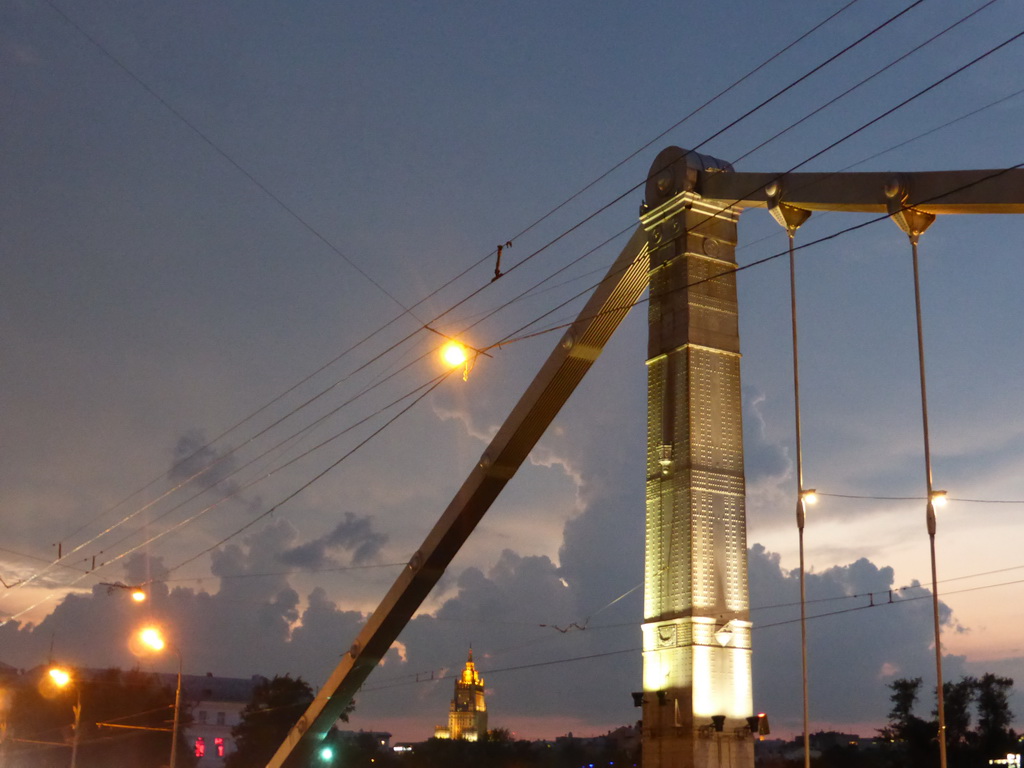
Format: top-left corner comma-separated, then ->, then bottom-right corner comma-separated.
639,148 -> 754,768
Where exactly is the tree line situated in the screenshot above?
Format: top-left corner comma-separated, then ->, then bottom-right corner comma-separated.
880,674 -> 1018,768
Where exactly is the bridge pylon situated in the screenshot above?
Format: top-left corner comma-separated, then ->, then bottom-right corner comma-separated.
639,147 -> 754,768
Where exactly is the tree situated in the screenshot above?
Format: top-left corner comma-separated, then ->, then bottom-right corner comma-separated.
940,677 -> 977,750
882,673 -> 1018,768
885,676 -> 923,735
879,677 -> 933,768
225,674 -> 351,768
975,673 -> 1016,756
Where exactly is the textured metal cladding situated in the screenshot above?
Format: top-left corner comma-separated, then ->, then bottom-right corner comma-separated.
642,177 -> 752,762
579,269 -> 651,350
498,356 -> 592,464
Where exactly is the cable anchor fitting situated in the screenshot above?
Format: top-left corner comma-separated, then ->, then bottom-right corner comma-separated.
492,241 -> 512,282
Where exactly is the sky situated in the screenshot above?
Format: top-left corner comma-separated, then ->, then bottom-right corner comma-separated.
2,0 -> 1024,746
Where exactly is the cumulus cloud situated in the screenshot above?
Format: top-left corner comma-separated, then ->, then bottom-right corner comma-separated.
743,388 -> 792,484
167,429 -> 241,492
749,543 -> 967,734
279,512 -> 388,568
0,512 -> 981,744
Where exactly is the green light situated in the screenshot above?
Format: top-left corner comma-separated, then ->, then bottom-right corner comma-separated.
319,746 -> 334,761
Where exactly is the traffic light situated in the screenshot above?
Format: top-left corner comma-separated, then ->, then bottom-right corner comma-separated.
319,746 -> 334,762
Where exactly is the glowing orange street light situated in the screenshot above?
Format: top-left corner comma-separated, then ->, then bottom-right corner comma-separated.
138,626 -> 166,652
441,341 -> 469,368
48,667 -> 82,768
132,626 -> 181,768
48,667 -> 71,688
131,588 -> 147,603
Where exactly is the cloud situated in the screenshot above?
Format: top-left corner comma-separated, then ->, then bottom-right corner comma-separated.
279,512 -> 388,568
167,429 -> 241,493
743,388 -> 793,485
749,543 -> 967,735
0,513 -> 991,745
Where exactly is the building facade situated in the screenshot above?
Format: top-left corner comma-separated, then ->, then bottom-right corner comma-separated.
434,650 -> 487,742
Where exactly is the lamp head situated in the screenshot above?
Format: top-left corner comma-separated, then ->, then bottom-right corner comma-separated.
441,341 -> 469,368
48,667 -> 71,688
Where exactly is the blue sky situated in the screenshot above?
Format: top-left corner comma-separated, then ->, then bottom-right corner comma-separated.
2,0 -> 1024,743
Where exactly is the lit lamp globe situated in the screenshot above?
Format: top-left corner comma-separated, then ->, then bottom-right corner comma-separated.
130,625 -> 183,768
441,341 -> 469,368
139,626 -> 164,651
128,625 -> 173,660
48,667 -> 72,689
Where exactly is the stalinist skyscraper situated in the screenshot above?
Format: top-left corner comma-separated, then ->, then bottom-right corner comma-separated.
434,649 -> 488,742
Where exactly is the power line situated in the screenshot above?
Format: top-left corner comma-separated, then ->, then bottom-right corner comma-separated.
163,370 -> 454,577
126,156 -> 1024,601
733,0 -> 1004,165
2,371 -> 453,624
819,493 -> 1024,504
160,562 -> 407,583
21,0 -> 938,580
43,0 -> 417,321
360,570 -> 1024,696
497,0 -> 867,247
12,4 -> 1019,624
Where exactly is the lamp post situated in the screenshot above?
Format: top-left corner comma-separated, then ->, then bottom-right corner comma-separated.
47,667 -> 82,768
135,627 -> 183,768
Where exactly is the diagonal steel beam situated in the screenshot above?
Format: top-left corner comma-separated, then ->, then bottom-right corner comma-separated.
266,225 -> 650,768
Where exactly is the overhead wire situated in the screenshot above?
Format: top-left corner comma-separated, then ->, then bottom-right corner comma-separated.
56,22 -> 1024,597
494,159 -> 1024,351
358,570 -> 1024,695
9,7 -> 1024,741
25,0 -> 920,574
8,336 -> 445,594
2,370 -> 454,623
12,1 -> 1014,621
820,492 -> 1024,504
75,29 -> 1024,593
480,4 -> 1018,350
495,0 -> 867,247
92,346 -> 447,565
164,369 -> 454,576
732,0 -> 1004,165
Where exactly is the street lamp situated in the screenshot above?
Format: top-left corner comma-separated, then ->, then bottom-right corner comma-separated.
48,666 -> 82,768
134,627 -> 183,768
440,341 -> 468,368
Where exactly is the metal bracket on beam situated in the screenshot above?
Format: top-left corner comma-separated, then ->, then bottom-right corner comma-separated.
885,174 -> 936,242
766,179 -> 812,233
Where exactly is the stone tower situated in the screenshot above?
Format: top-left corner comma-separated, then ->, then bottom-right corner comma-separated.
434,649 -> 488,741
638,147 -> 754,768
